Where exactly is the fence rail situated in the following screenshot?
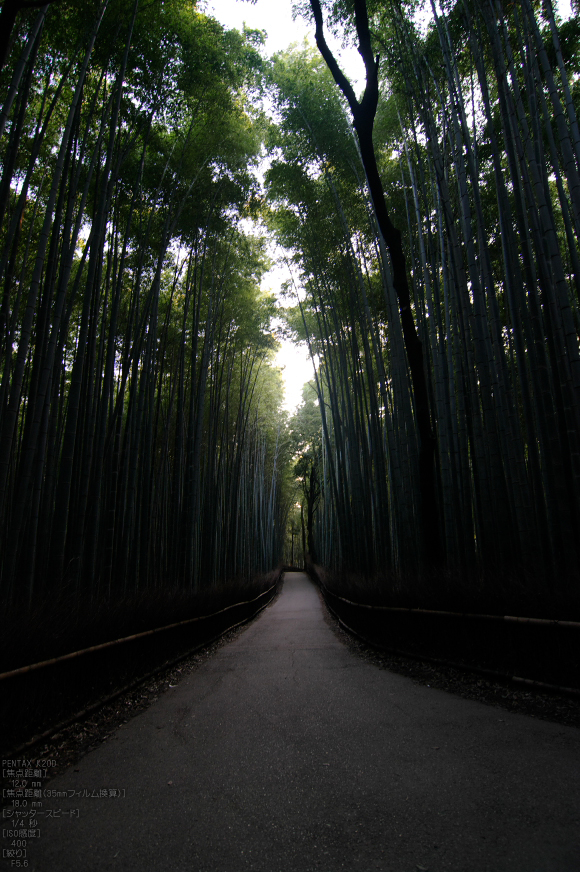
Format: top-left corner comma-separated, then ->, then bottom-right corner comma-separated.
0,582 -> 278,682
312,573 -> 580,696
320,583 -> 580,628
1,575 -> 282,754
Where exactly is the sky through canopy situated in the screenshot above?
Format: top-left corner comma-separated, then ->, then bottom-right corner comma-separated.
208,0 -> 575,412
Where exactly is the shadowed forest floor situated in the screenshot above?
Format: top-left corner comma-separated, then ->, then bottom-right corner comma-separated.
21,573 -> 580,872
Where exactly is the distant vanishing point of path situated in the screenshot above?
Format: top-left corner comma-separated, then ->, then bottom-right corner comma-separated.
27,573 -> 580,872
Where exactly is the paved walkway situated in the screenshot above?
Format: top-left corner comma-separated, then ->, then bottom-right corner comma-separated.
25,573 -> 580,871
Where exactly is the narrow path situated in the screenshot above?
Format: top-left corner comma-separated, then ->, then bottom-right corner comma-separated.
25,573 -> 579,871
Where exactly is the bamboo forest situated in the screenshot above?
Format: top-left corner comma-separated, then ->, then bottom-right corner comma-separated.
1,0 -> 580,663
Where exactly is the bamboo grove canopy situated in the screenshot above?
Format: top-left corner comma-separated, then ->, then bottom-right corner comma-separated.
269,0 -> 580,615
0,0 -> 291,618
1,0 -> 580,629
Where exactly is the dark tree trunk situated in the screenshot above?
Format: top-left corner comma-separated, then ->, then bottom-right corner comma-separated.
310,0 -> 440,565
0,1 -> 54,74
0,0 -> 22,72
306,461 -> 318,565
300,502 -> 307,570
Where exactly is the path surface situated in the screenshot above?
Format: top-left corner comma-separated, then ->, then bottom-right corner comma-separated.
24,573 -> 580,871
